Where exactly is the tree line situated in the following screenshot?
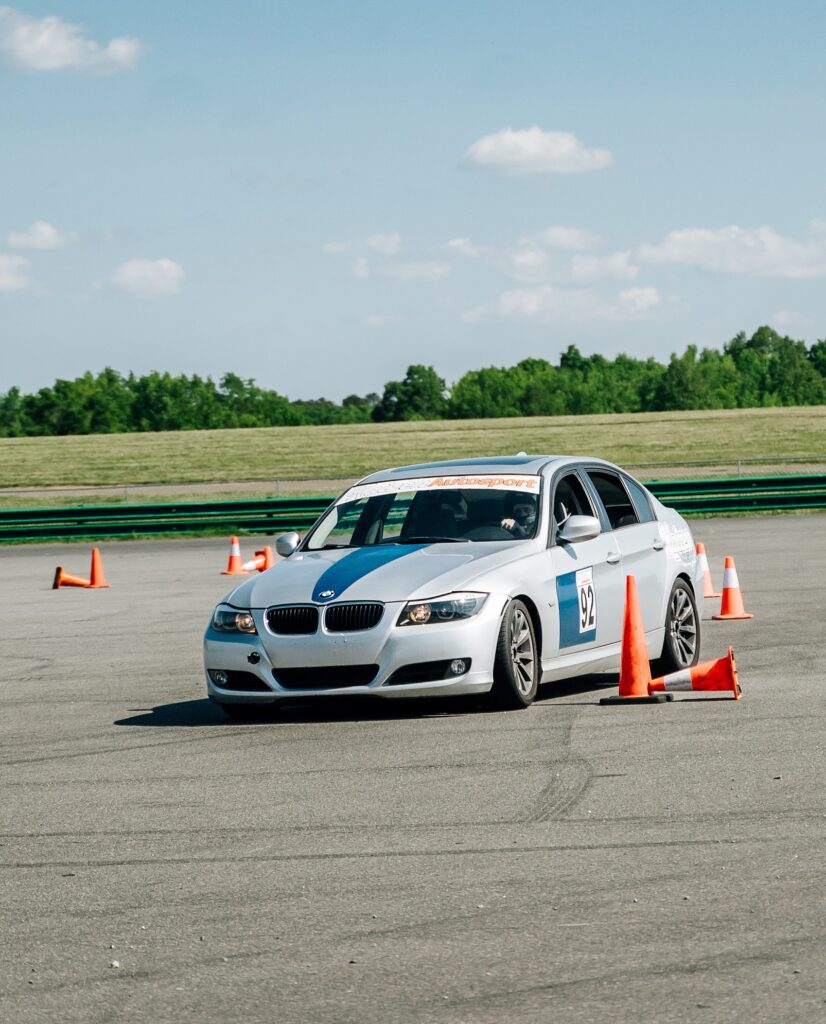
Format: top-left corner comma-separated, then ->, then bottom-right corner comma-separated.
1,326 -> 824,437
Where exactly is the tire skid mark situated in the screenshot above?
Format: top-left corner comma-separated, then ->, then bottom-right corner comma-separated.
440,934 -> 826,1015
519,703 -> 595,822
0,728 -> 277,767
0,756 -> 576,788
1,835 -> 748,870
522,757 -> 595,822
1,948 -> 279,1000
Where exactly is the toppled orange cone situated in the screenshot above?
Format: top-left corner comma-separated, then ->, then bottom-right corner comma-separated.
649,646 -> 741,699
221,536 -> 248,576
241,545 -> 275,573
53,566 -> 90,589
712,556 -> 753,620
600,575 -> 673,704
53,547 -> 110,589
696,541 -> 720,599
255,545 -> 275,571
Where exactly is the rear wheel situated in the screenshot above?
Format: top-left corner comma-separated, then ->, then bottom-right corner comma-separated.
489,600 -> 539,709
652,578 -> 700,676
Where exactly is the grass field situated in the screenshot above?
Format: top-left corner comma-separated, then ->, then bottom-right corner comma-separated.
1,406 -> 825,506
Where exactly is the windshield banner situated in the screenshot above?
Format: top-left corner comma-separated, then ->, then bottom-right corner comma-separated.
341,474 -> 541,503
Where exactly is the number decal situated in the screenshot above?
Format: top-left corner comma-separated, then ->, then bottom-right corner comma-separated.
556,566 -> 598,648
579,583 -> 595,631
575,568 -> 597,634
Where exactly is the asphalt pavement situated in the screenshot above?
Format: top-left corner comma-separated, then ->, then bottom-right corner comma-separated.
1,517 -> 824,1024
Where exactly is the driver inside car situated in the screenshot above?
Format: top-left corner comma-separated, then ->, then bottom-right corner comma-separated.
500,494 -> 537,538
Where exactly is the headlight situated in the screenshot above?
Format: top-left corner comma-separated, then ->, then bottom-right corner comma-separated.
211,604 -> 257,634
397,592 -> 488,626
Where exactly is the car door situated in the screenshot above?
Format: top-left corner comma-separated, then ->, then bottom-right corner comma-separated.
548,469 -> 625,654
582,468 -> 667,632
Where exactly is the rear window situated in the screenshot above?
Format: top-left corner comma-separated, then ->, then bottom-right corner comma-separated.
586,471 -> 639,530
622,475 -> 656,523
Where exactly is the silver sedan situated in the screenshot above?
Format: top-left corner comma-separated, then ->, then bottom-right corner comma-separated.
204,455 -> 702,715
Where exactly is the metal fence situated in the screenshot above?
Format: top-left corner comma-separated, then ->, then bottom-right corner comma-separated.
1,474 -> 824,543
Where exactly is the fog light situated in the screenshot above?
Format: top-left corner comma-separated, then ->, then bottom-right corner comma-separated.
449,659 -> 468,676
210,669 -> 229,687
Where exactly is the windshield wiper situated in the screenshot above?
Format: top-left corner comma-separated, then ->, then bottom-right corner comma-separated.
396,536 -> 469,544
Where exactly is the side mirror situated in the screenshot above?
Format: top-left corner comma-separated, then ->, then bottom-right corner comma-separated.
557,515 -> 601,544
275,531 -> 300,557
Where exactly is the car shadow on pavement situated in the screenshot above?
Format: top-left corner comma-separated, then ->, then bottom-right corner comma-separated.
114,675 -> 620,728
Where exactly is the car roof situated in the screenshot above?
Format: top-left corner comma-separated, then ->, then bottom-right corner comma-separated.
358,454 -> 623,484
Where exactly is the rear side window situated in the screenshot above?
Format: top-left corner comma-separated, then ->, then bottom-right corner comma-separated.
623,475 -> 656,523
586,471 -> 639,530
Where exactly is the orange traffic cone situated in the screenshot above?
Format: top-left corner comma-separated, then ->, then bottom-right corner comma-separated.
240,545 -> 274,573
712,556 -> 753,620
221,536 -> 248,576
696,542 -> 720,599
600,575 -> 673,704
88,547 -> 111,589
649,646 -> 741,700
256,546 -> 275,571
53,566 -> 90,589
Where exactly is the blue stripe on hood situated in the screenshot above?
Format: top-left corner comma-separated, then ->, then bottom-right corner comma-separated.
312,544 -> 428,603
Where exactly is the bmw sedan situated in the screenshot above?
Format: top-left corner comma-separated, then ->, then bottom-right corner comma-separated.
204,455 -> 702,714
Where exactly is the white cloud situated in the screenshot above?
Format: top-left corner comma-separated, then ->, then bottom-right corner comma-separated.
618,286 -> 661,313
540,226 -> 600,251
0,6 -> 142,74
364,313 -> 395,328
771,309 -> 812,330
323,232 -> 402,256
0,252 -> 30,291
571,250 -> 639,283
365,232 -> 401,255
501,240 -> 551,283
446,237 -> 486,258
477,283 -> 661,322
465,126 -> 613,175
111,258 -> 184,296
7,219 -> 68,250
381,261 -> 451,282
638,225 -> 826,278
351,257 -> 370,279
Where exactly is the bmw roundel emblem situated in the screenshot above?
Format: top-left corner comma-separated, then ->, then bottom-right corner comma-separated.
319,589 -> 335,599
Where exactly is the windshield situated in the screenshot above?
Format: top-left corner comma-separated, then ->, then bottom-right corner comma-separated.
305,475 -> 541,550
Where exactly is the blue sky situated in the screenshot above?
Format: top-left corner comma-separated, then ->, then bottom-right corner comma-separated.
2,1 -> 825,399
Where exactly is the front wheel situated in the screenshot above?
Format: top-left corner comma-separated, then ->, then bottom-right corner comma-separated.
652,578 -> 700,676
489,600 -> 539,709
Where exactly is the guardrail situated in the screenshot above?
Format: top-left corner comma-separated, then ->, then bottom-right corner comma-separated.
1,474 -> 824,542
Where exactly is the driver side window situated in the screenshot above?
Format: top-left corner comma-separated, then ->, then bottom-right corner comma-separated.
551,473 -> 595,542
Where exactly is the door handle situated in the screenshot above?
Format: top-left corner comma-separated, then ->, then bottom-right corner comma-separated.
652,538 -> 665,551
606,551 -> 621,565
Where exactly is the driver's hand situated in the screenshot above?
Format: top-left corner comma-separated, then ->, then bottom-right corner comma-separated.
501,518 -> 516,530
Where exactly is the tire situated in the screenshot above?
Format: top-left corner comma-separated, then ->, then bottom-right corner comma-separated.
652,578 -> 700,676
489,600 -> 539,709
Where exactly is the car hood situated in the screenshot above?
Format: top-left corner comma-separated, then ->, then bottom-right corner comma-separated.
225,542 -> 531,608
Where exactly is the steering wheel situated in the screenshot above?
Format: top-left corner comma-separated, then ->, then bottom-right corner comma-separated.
463,525 -> 514,541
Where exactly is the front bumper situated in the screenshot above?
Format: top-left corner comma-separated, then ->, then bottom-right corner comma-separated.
203,594 -> 508,703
